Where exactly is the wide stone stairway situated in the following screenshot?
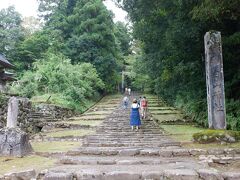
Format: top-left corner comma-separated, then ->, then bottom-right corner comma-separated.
37,93 -> 238,180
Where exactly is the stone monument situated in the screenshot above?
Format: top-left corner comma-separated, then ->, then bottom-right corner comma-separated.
0,97 -> 33,156
204,31 -> 226,129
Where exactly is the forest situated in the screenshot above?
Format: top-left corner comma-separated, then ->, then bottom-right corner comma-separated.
114,0 -> 240,130
0,0 -> 240,129
0,0 -> 131,111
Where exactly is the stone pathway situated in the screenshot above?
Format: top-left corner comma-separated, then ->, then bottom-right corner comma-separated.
2,94 -> 240,179
35,93 -> 240,180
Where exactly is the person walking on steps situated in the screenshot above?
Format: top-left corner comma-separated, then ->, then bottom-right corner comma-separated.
141,96 -> 148,119
130,99 -> 141,131
128,88 -> 131,96
122,96 -> 129,109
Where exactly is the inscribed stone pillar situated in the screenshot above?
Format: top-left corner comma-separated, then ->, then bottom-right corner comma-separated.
204,31 -> 226,129
7,97 -> 19,128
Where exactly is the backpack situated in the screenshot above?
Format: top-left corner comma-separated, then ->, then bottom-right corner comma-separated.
141,99 -> 147,107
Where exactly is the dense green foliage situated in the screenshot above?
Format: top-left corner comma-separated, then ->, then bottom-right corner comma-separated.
115,0 -> 240,130
0,6 -> 25,63
1,1 -> 131,110
11,53 -> 104,110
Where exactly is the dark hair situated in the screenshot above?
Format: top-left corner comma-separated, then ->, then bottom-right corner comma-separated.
143,96 -> 146,98
133,99 -> 137,103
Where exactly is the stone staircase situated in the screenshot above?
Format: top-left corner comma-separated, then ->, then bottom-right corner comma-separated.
35,94 -> 240,180
2,94 -> 229,179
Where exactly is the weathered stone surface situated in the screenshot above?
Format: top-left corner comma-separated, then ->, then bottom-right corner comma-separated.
204,31 -> 226,129
117,160 -> 140,165
172,149 -> 190,156
159,149 -> 173,157
164,169 -> 199,180
76,170 -> 103,180
189,149 -> 207,156
102,149 -> 118,156
223,172 -> 240,180
4,169 -> 36,180
140,149 -> 159,156
119,149 -> 139,156
43,172 -> 73,180
6,97 -> 19,128
104,171 -> 141,180
208,149 -> 224,155
142,171 -> 164,179
198,169 -> 223,180
0,128 -> 32,156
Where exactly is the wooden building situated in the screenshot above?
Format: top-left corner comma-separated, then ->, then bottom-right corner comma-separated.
0,54 -> 15,92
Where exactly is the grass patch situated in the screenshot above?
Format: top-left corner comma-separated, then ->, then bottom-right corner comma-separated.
0,155 -> 56,175
31,93 -> 97,112
150,110 -> 180,114
149,107 -> 176,110
193,129 -> 240,143
160,125 -> 204,142
154,114 -> 185,123
45,129 -> 94,138
32,141 -> 81,153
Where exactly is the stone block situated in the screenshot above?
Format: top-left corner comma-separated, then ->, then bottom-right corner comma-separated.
140,149 -> 159,156
102,149 -> 118,156
104,171 -> 141,180
172,149 -> 190,156
76,170 -> 104,180
222,172 -> 240,180
164,169 -> 198,180
119,149 -> 140,156
117,160 -> 140,165
198,169 -> 223,180
159,149 -> 173,157
4,169 -> 36,180
142,171 -> 164,180
189,149 -> 207,156
43,172 -> 73,180
208,149 -> 224,155
0,128 -> 32,156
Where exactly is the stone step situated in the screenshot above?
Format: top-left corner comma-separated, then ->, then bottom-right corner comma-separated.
40,164 -> 222,180
82,142 -> 180,147
58,155 -> 197,166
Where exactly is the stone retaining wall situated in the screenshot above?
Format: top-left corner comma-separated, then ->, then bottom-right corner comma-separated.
0,96 -> 76,133
35,104 -> 75,119
0,97 -> 31,131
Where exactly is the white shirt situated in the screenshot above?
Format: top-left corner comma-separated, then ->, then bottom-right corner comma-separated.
131,103 -> 139,108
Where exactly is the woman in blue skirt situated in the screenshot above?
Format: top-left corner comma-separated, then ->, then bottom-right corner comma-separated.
130,99 -> 141,131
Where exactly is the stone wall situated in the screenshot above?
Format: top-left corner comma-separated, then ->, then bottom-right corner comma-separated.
0,97 -> 32,131
0,96 -> 76,133
35,104 -> 75,119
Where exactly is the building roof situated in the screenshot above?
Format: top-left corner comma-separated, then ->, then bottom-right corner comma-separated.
0,54 -> 15,69
1,71 -> 16,81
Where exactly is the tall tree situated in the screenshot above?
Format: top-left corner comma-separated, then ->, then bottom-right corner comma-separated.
0,6 -> 25,59
64,0 -> 120,90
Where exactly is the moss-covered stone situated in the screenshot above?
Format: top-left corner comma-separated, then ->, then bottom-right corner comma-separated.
193,129 -> 240,143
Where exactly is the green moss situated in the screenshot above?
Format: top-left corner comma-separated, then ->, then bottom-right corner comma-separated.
193,129 -> 240,143
160,125 -> 204,142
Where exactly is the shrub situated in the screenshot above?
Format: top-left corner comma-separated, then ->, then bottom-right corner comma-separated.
10,52 -> 105,110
